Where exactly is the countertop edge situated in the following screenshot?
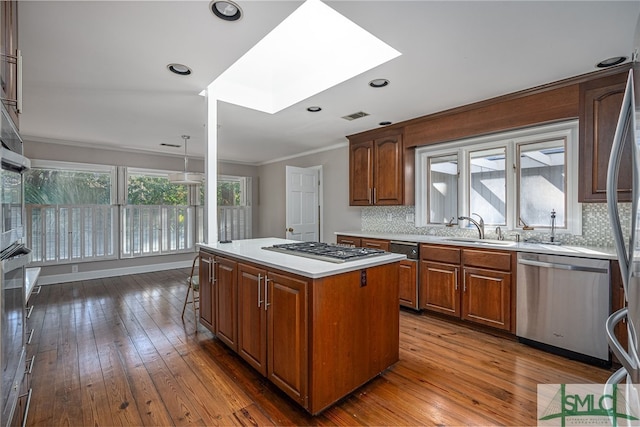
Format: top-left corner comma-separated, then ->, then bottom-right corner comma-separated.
198,239 -> 406,279
335,231 -> 618,260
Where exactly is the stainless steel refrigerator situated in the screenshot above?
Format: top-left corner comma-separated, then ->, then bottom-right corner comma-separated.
606,18 -> 640,409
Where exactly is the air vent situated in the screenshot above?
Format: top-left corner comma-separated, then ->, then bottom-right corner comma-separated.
161,143 -> 182,148
341,111 -> 370,121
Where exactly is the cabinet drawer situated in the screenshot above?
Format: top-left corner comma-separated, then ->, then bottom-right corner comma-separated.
420,244 -> 460,264
462,249 -> 511,271
361,238 -> 390,251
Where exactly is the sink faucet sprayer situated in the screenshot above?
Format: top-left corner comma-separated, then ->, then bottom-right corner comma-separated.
550,209 -> 556,243
458,213 -> 485,239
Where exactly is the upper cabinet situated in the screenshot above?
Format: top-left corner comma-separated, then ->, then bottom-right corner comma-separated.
578,70 -> 632,202
349,130 -> 412,206
0,0 -> 20,129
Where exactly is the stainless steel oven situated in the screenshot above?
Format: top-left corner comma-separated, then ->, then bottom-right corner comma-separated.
0,144 -> 29,427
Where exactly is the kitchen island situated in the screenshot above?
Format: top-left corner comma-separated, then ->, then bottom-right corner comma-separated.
197,238 -> 404,415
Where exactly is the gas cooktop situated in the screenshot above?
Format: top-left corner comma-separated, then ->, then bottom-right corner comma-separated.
262,242 -> 386,263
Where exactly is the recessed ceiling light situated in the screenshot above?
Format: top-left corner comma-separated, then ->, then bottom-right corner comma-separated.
369,78 -> 390,88
596,56 -> 627,68
167,63 -> 192,76
379,121 -> 392,126
210,0 -> 242,21
307,106 -> 322,112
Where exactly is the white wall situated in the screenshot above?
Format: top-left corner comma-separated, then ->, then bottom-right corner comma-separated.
257,145 -> 361,243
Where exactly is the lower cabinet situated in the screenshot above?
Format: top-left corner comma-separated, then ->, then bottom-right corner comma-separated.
215,256 -> 238,351
199,249 -> 399,415
235,262 -> 309,406
398,259 -> 418,309
198,252 -> 215,332
420,244 -> 514,332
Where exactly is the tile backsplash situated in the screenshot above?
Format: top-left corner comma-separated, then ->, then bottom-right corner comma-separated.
361,203 -> 631,247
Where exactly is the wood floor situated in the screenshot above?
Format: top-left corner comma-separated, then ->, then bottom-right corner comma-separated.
25,268 -> 612,426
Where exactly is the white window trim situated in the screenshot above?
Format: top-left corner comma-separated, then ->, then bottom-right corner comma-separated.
415,120 -> 581,235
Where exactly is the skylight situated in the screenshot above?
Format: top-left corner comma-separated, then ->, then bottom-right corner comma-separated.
208,0 -> 401,114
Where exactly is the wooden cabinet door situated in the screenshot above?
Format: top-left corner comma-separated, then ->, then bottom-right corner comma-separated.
398,260 -> 418,309
579,71 -> 632,202
360,238 -> 390,251
373,134 -> 403,205
198,252 -> 215,332
215,256 -> 238,351
349,140 -> 374,205
0,1 -> 19,128
420,260 -> 460,316
462,267 -> 511,331
237,263 -> 267,375
336,235 -> 361,247
267,271 -> 308,407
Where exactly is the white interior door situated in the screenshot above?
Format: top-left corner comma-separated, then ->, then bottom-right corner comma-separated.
285,165 -> 320,242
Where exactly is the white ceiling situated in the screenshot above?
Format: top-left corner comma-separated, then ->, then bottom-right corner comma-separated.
18,1 -> 640,165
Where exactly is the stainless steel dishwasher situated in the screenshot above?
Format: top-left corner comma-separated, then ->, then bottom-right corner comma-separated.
516,253 -> 610,365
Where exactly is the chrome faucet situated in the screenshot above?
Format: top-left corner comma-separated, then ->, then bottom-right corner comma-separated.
458,213 -> 485,239
550,209 -> 556,243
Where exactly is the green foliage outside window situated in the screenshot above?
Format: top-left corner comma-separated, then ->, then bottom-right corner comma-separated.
25,169 -> 111,205
217,180 -> 241,206
128,175 -> 188,205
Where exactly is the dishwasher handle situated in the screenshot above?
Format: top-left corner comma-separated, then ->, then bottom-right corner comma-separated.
517,258 -> 608,274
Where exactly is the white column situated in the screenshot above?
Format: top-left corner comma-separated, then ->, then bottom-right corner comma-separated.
205,85 -> 218,244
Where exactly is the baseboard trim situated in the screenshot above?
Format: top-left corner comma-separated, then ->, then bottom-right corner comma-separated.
36,260 -> 193,285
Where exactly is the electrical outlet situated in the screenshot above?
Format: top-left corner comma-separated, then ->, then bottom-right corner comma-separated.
387,213 -> 393,221
71,264 -> 78,273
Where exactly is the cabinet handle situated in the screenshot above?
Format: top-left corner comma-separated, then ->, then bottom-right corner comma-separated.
19,388 -> 32,427
26,328 -> 34,345
264,277 -> 271,310
372,188 -> 376,204
257,274 -> 263,308
368,188 -> 372,204
25,355 -> 35,375
32,286 -> 42,296
16,49 -> 22,114
463,269 -> 467,292
26,305 -> 33,319
454,268 -> 458,291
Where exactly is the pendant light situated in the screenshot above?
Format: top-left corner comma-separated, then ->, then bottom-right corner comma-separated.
168,135 -> 204,185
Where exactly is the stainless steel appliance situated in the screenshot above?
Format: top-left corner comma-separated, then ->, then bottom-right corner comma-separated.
606,60 -> 640,392
516,253 -> 610,365
263,242 -> 386,263
0,104 -> 30,427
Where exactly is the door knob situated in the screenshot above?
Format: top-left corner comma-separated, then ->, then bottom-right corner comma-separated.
287,227 -> 294,232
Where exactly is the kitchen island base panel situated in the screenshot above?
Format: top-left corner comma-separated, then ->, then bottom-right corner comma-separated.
309,263 -> 400,414
198,242 -> 401,415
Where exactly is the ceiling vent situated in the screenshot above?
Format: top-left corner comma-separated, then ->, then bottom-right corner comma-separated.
341,111 -> 370,121
161,143 -> 182,148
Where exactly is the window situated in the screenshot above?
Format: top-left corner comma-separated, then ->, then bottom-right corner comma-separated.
469,147 -> 506,226
216,175 -> 252,240
25,161 -> 117,264
122,169 -> 196,257
428,154 -> 458,224
416,120 -> 580,234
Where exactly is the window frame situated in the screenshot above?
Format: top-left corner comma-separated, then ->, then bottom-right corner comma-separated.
415,120 -> 581,235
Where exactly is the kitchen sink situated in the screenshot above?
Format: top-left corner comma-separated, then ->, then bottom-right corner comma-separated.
443,237 -> 517,247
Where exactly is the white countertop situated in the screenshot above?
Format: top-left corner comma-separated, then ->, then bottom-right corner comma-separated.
335,231 -> 619,260
198,238 -> 406,279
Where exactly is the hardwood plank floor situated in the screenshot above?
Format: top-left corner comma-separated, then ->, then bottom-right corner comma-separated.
26,268 -> 612,426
